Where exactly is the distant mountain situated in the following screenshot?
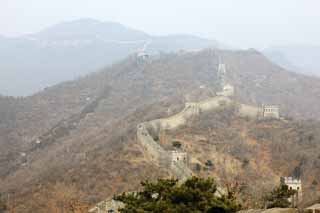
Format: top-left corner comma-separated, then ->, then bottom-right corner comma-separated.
31,18 -> 149,41
263,44 -> 320,76
0,19 -> 220,96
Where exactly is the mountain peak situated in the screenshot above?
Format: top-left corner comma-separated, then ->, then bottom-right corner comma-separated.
30,18 -> 149,41
0,19 -> 221,96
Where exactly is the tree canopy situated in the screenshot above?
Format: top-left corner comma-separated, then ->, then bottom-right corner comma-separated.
264,185 -> 296,208
0,194 -> 7,213
114,177 -> 241,213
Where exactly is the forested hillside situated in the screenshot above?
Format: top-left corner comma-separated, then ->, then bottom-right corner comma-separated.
1,49 -> 320,212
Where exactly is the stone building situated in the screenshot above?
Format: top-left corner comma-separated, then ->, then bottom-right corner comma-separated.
218,63 -> 227,86
280,177 -> 302,207
216,63 -> 235,97
280,176 -> 302,192
170,150 -> 188,167
137,52 -> 149,60
263,105 -> 280,119
169,150 -> 192,180
217,84 -> 235,97
136,50 -> 150,65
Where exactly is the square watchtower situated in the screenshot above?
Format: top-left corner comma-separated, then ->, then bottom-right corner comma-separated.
263,105 -> 280,119
280,176 -> 302,207
170,150 -> 189,167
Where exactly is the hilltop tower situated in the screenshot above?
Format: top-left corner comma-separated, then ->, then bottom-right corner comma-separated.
218,63 -> 227,89
136,40 -> 152,64
217,63 -> 234,97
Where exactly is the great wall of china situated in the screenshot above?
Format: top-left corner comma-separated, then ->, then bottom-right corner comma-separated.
135,62 -> 272,181
136,96 -> 234,180
89,61 -> 281,212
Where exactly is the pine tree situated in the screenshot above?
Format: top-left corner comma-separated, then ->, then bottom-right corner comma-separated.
264,185 -> 296,208
114,177 -> 241,213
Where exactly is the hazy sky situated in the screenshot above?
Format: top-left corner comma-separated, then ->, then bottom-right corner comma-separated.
1,0 -> 320,48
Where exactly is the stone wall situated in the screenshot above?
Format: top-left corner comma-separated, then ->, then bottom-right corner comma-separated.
238,104 -> 263,119
171,161 -> 193,181
137,123 -> 169,166
136,95 -> 239,181
136,92 -> 280,183
197,96 -> 233,112
137,122 -> 192,180
135,60 -> 279,182
147,96 -> 234,132
91,61 -> 284,212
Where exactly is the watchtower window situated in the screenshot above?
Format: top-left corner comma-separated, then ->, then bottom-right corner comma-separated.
177,157 -> 179,160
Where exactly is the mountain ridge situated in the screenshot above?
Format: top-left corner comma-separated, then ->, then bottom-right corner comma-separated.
0,19 -> 220,96
263,44 -> 320,76
1,49 -> 320,211
27,18 -> 150,41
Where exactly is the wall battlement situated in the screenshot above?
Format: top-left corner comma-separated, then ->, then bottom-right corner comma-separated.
280,177 -> 302,191
238,104 -> 263,119
147,96 -> 234,132
137,123 -> 170,166
137,122 -> 192,179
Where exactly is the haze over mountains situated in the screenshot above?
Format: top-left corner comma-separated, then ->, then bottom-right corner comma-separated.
1,18 -> 320,97
263,44 -> 320,76
1,0 -> 320,211
1,17 -> 320,212
0,19 -> 220,96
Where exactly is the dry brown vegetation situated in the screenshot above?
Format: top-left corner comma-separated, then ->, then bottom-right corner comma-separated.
165,108 -> 320,208
1,49 -> 320,212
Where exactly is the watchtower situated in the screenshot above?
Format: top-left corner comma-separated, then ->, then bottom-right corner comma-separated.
280,177 -> 302,207
263,105 -> 280,119
217,63 -> 235,97
136,40 -> 152,64
218,63 -> 227,89
170,150 -> 188,167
